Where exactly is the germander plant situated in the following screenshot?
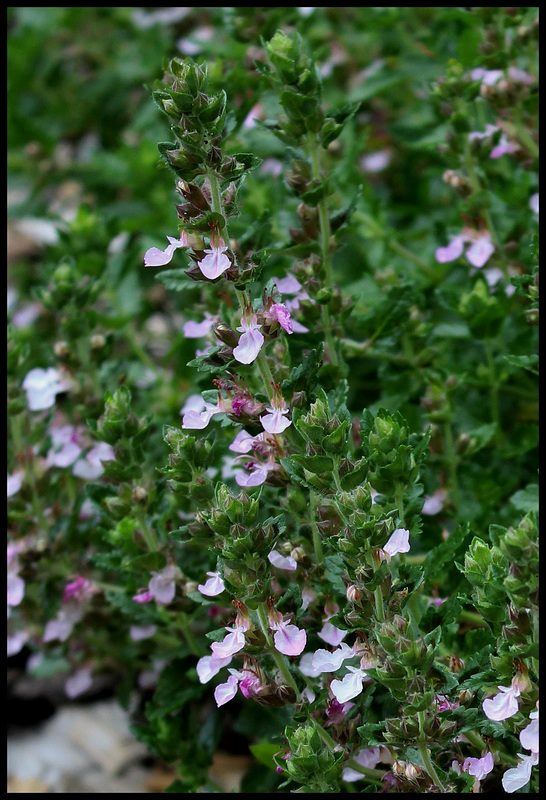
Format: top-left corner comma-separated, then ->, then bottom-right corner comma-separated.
8,8 -> 538,794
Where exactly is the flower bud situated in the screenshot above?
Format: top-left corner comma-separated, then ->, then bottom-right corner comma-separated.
90,334 -> 106,350
131,486 -> 148,505
346,584 -> 362,603
54,341 -> 71,358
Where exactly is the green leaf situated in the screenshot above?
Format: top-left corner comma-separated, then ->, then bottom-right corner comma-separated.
503,353 -> 539,375
154,269 -> 195,292
249,742 -> 281,771
509,483 -> 539,513
424,523 -> 472,581
291,454 -> 334,474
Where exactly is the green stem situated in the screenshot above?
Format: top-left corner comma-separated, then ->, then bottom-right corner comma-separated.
388,239 -> 437,279
395,483 -> 406,527
255,350 -> 275,398
443,422 -> 460,512
307,133 -> 338,367
512,113 -> 539,159
176,613 -> 207,657
374,586 -> 385,622
484,338 -> 502,444
353,212 -> 435,277
309,491 -> 324,566
417,711 -> 446,791
462,728 -> 488,753
137,511 -> 159,551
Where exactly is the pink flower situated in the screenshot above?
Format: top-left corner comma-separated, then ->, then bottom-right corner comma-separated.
144,233 -> 189,267
502,752 -> 538,793
7,470 -> 24,498
318,621 -> 347,647
301,585 -> 316,611
267,303 -> 295,334
519,707 -> 539,754
229,429 -> 256,454
8,629 -> 29,657
311,642 -> 355,674
422,489 -> 446,515
210,626 -> 247,659
462,751 -> 495,781
529,193 -> 539,217
342,747 -> 383,782
215,674 -> 240,707
260,398 -> 291,434
360,149 -> 392,174
470,68 -> 504,86
65,667 -> 93,699
130,624 -> 157,641
482,683 -> 521,721
149,565 -> 179,605
233,315 -> 265,364
198,571 -> 225,597
43,604 -> 84,642
62,577 -> 92,603
22,367 -> 72,411
8,573 -> 25,609
46,424 -> 83,469
133,590 -> 154,604
326,697 -> 355,725
183,313 -> 217,338
435,229 -> 494,269
268,550 -> 298,571
272,621 -> 307,656
214,668 -> 263,707
197,241 -> 231,280
181,395 -> 222,430
235,460 -> 274,487
381,528 -> 410,561
269,611 -> 306,656
72,442 -> 115,480
196,653 -> 233,683
330,666 -> 369,703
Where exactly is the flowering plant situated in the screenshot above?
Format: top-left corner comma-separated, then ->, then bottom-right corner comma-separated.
8,7 -> 538,794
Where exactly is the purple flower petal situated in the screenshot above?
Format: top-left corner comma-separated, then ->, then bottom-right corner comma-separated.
435,236 -> 464,264
198,571 -> 225,597
465,236 -> 494,268
268,550 -> 298,571
233,328 -> 265,364
383,528 -> 410,557
65,667 -> 93,699
318,621 -> 347,647
214,675 -> 239,707
260,408 -> 291,434
482,684 -> 520,721
273,622 -> 307,656
196,654 -> 232,684
197,245 -> 231,280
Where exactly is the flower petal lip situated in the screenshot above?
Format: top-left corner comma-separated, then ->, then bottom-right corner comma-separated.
233,328 -> 265,364
197,245 -> 231,280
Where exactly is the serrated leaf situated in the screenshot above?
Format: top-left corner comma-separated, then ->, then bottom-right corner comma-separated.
291,454 -> 334,474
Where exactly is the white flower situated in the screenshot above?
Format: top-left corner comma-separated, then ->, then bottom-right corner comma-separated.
198,571 -> 225,597
330,666 -> 369,703
22,367 -> 71,411
65,667 -> 93,699
7,471 -> 24,498
502,752 -> 538,793
482,683 -> 521,721
268,550 -> 298,571
233,316 -> 264,364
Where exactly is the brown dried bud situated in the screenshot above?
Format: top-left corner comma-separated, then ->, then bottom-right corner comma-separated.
54,341 -> 71,358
